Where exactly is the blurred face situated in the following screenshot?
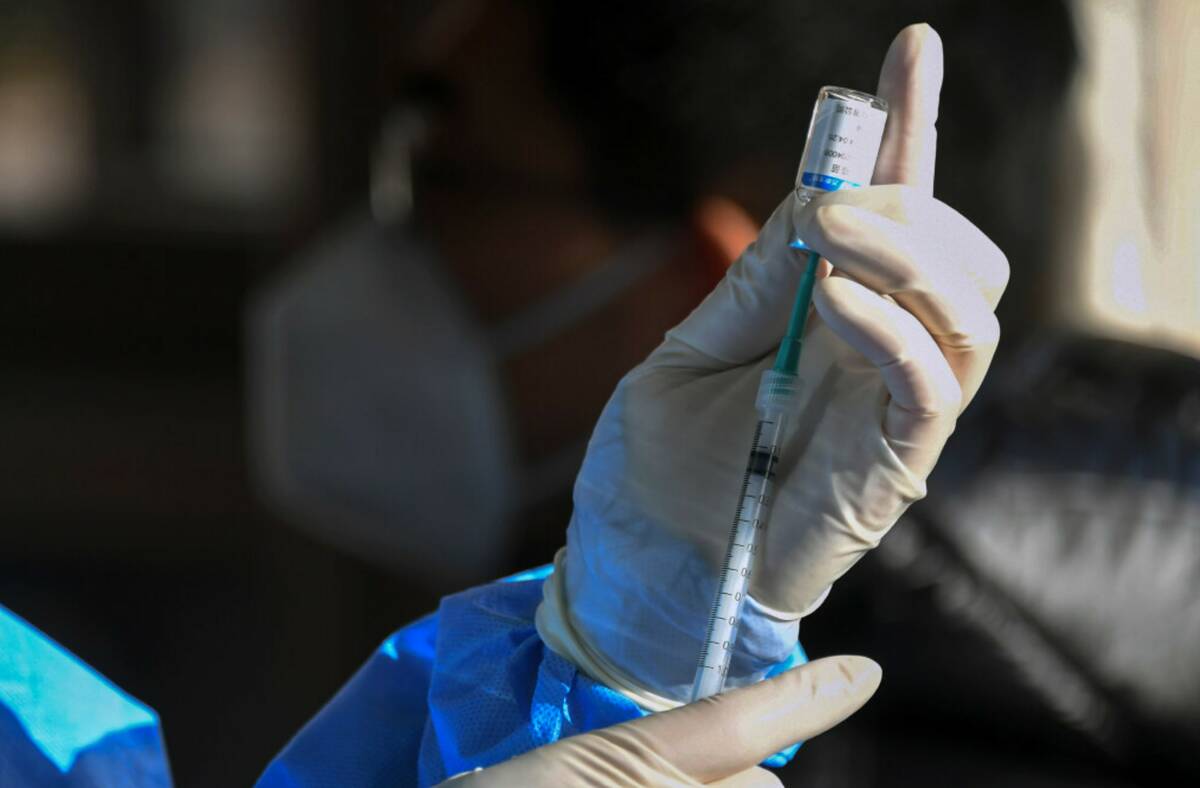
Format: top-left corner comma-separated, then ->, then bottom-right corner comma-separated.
394,0 -> 728,467
404,0 -> 600,319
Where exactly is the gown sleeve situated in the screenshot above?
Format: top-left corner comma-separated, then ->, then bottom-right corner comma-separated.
0,604 -> 172,788
257,565 -> 805,788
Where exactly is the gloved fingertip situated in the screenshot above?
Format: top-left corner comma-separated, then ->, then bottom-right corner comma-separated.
773,654 -> 883,725
888,22 -> 944,80
836,655 -> 883,694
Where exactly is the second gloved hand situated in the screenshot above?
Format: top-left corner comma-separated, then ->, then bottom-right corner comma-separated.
440,655 -> 881,788
538,24 -> 1009,703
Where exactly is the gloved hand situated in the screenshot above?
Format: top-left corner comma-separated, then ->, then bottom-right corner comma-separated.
439,655 -> 881,787
538,24 -> 1008,702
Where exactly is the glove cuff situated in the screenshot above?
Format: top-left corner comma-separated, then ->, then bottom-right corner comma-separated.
538,536 -> 801,704
537,548 -> 683,712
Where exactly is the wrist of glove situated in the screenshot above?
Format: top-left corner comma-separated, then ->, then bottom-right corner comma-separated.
537,546 -> 805,709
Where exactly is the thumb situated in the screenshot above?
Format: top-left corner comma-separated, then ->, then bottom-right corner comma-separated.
627,655 -> 882,784
657,191 -> 813,370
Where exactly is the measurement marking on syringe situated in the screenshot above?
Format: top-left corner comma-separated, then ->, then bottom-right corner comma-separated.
692,412 -> 782,701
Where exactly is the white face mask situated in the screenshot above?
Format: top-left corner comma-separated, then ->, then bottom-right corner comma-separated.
248,216 -> 672,589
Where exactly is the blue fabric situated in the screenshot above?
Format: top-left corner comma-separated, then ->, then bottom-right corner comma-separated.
258,566 -> 805,787
0,605 -> 172,788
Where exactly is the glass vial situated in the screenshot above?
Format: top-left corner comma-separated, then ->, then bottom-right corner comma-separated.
791,86 -> 888,248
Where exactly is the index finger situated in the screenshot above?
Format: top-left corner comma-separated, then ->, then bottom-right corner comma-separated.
628,656 -> 882,784
873,24 -> 944,195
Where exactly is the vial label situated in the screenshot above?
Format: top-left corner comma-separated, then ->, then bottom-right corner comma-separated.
797,97 -> 888,192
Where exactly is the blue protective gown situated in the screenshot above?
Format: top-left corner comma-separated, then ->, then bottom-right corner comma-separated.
1,566 -> 802,788
0,605 -> 172,788
257,566 -> 805,787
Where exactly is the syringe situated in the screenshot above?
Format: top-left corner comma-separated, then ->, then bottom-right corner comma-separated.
690,86 -> 888,702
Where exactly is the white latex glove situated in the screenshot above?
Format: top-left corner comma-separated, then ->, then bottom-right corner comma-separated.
440,655 -> 881,788
538,24 -> 1008,703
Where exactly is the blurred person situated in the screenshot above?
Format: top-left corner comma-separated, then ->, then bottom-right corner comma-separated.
256,18 -> 1016,786
247,0 -> 733,590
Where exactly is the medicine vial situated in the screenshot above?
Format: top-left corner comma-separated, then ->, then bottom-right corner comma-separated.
792,86 -> 888,248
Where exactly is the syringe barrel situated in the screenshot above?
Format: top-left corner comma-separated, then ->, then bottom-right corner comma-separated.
690,370 -> 802,702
